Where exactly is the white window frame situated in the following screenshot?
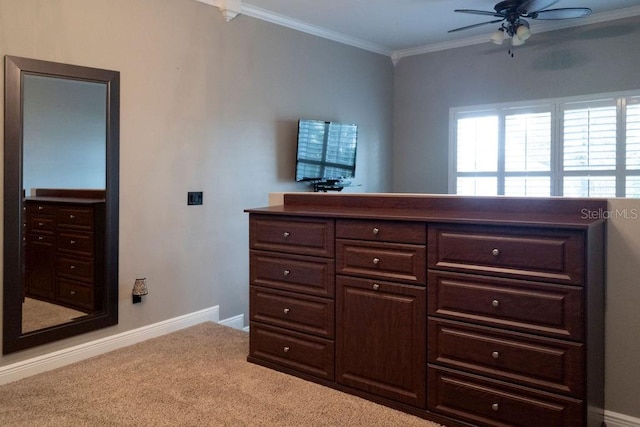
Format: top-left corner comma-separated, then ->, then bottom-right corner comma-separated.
449,89 -> 640,198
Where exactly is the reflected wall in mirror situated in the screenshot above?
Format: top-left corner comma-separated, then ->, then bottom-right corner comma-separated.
3,56 -> 119,354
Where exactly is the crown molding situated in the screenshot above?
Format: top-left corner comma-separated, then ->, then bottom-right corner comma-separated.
241,4 -> 393,56
195,1 -> 640,63
193,0 -> 392,56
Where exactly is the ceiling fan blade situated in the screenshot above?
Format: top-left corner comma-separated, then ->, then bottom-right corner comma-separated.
454,9 -> 505,18
448,19 -> 505,33
519,0 -> 560,14
530,7 -> 593,20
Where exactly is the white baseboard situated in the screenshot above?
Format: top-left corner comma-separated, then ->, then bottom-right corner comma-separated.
606,410 -> 640,427
0,306 -> 220,386
218,313 -> 245,330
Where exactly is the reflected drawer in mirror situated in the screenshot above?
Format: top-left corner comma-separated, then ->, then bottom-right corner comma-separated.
57,231 -> 94,257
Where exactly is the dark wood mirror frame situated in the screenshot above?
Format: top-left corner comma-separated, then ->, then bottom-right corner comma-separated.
3,56 -> 119,354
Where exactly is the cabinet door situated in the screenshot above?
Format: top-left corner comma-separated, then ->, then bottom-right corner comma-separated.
336,275 -> 426,408
25,235 -> 56,300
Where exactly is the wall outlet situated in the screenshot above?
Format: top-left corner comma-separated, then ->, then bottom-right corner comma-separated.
187,191 -> 203,205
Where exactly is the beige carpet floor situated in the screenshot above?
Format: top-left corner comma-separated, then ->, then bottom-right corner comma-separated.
22,297 -> 88,333
0,322 -> 442,426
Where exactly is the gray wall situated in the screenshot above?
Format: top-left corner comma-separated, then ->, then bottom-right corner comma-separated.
394,16 -> 640,418
23,75 -> 107,192
0,0 -> 393,363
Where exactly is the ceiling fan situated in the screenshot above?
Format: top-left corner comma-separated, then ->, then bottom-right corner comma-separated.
449,0 -> 592,55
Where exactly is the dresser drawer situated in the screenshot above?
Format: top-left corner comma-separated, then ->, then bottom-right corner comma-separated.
25,202 -> 57,215
57,279 -> 93,310
336,219 -> 426,244
428,271 -> 583,340
57,231 -> 94,257
57,256 -> 95,282
26,233 -> 55,246
250,251 -> 334,298
250,286 -> 334,338
428,366 -> 583,427
428,318 -> 583,397
428,224 -> 584,285
57,207 -> 94,230
28,216 -> 55,233
336,239 -> 426,285
250,322 -> 334,381
250,215 -> 334,257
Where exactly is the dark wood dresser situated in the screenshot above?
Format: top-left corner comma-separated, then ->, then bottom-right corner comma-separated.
246,194 -> 606,427
23,189 -> 106,313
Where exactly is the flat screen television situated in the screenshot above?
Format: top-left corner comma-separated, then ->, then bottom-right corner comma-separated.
295,119 -> 357,190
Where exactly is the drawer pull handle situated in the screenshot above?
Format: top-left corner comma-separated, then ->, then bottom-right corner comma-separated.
283,346 -> 290,353
491,403 -> 499,412
373,227 -> 380,235
372,283 -> 380,291
283,231 -> 290,238
492,248 -> 500,256
283,308 -> 290,314
38,236 -> 44,240
283,269 -> 290,276
70,265 -> 76,270
69,214 -> 75,219
38,206 -> 44,210
373,258 -> 380,265
70,290 -> 76,295
38,222 -> 44,226
70,240 -> 76,245
492,351 -> 500,359
492,299 -> 500,307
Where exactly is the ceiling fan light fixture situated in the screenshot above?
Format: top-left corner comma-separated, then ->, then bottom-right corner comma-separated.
491,28 -> 505,45
511,34 -> 526,46
516,20 -> 531,41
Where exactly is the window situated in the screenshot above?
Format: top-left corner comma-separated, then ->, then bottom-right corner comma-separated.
450,91 -> 640,197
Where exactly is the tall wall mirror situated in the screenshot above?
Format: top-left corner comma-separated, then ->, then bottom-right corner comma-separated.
3,56 -> 119,354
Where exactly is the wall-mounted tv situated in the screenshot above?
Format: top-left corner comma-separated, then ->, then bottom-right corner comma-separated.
295,119 -> 358,191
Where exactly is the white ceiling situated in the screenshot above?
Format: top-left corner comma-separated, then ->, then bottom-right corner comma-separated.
205,0 -> 640,59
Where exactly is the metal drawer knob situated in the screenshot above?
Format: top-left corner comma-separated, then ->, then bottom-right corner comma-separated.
373,227 -> 380,235
70,265 -> 76,270
70,240 -> 76,245
69,214 -> 75,219
373,257 -> 380,265
38,206 -> 44,210
70,290 -> 76,295
491,403 -> 499,411
283,231 -> 290,238
492,351 -> 500,359
38,222 -> 44,226
492,248 -> 500,256
283,346 -> 290,353
283,269 -> 290,276
38,236 -> 44,241
283,308 -> 290,314
492,299 -> 500,307
372,283 -> 380,291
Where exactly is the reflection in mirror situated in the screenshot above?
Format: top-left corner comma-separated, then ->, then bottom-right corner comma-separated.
3,56 -> 119,354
